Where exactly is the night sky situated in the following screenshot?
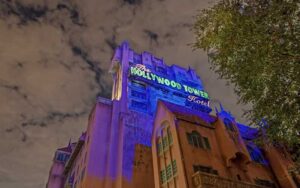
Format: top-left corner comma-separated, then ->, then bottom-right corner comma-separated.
0,0 -> 249,187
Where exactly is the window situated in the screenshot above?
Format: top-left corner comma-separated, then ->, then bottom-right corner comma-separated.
203,137 -> 211,150
182,80 -> 198,88
160,161 -> 177,184
172,160 -> 177,175
131,100 -> 147,110
173,92 -> 185,98
255,178 -> 275,187
160,169 -> 166,184
193,165 -> 209,173
131,80 -> 146,90
189,131 -> 203,148
56,153 -> 63,161
133,54 -> 142,64
157,139 -> 162,155
193,165 -> 218,175
192,133 -> 203,148
187,131 -> 211,150
157,125 -> 172,155
223,118 -> 235,131
156,66 -> 167,74
131,90 -> 146,99
56,152 -> 69,162
167,127 -> 173,145
166,164 -> 173,180
187,132 -> 193,145
162,136 -> 168,151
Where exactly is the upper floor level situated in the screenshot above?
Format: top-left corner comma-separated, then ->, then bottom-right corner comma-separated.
152,101 -> 299,188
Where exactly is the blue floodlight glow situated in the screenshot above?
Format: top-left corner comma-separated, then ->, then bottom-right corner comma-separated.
119,47 -> 213,180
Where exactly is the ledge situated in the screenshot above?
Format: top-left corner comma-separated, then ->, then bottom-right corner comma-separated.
192,171 -> 266,188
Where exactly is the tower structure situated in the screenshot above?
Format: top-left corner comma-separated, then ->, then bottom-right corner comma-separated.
46,42 -> 299,188
105,41 -> 212,186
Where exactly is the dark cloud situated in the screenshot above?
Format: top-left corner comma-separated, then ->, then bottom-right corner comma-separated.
0,0 -> 85,27
105,35 -> 117,51
55,3 -> 84,26
144,29 -> 159,43
0,84 -> 28,100
0,0 -> 48,25
20,111 -> 87,127
123,0 -> 143,6
70,44 -> 111,98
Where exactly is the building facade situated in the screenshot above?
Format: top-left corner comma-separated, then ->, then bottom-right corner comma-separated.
46,41 -> 299,188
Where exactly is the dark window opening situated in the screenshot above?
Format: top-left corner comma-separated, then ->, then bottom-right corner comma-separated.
131,81 -> 146,90
187,131 -> 203,148
186,131 -> 210,150
133,54 -> 142,64
158,87 -> 168,94
173,92 -> 185,98
160,170 -> 166,184
131,90 -> 146,99
255,178 -> 275,188
193,165 -> 218,175
131,100 -> 147,110
237,174 -> 241,181
181,80 -> 198,88
56,152 -> 69,162
156,66 -> 167,74
203,137 -> 210,149
187,132 -> 193,145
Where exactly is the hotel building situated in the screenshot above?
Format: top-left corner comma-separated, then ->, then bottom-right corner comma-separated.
46,41 -> 299,188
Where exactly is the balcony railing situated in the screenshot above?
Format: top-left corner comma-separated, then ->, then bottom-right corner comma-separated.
192,172 -> 265,188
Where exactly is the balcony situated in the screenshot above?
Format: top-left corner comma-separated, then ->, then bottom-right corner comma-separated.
192,172 -> 265,188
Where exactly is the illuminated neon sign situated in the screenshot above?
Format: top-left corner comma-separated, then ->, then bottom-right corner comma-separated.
130,64 -> 209,99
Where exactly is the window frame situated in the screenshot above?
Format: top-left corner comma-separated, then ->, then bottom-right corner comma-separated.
186,131 -> 211,150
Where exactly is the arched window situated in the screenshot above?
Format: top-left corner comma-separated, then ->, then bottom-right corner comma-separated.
166,127 -> 173,144
192,131 -> 203,148
223,118 -> 235,131
187,131 -> 203,148
157,122 -> 173,154
187,131 -> 211,149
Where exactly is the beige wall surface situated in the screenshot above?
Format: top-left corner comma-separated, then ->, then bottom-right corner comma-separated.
170,113 -> 295,188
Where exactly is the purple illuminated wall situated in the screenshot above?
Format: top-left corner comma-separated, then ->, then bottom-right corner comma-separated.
108,41 -> 212,180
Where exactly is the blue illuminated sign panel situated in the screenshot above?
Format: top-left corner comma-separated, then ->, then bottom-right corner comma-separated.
129,64 -> 209,99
